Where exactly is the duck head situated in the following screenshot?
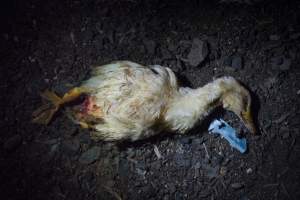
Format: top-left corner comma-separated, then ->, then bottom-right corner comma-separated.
220,79 -> 256,134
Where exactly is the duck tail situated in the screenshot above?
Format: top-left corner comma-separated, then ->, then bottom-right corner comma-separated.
32,90 -> 63,124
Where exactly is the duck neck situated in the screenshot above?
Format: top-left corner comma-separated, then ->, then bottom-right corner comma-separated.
164,77 -> 231,133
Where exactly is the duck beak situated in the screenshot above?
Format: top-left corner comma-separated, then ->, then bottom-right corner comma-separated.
240,109 -> 256,134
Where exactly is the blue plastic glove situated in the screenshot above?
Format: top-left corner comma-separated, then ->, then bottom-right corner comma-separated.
208,119 -> 247,153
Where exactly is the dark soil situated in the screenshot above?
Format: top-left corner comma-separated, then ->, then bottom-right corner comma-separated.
1,0 -> 300,199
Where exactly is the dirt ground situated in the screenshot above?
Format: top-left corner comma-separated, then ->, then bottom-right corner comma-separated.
0,0 -> 299,199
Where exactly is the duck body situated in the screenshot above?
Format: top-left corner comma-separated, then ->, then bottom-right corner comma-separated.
33,61 -> 256,141
77,61 -> 178,141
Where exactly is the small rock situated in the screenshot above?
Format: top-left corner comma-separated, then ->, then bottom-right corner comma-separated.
220,166 -> 227,176
264,77 -> 277,89
50,143 -> 60,155
187,38 -> 209,67
161,48 -> 172,60
240,195 -> 250,200
79,146 -> 101,164
272,47 -> 285,57
168,183 -> 176,194
70,31 -> 75,44
151,160 -> 161,170
279,58 -> 291,71
270,56 -> 284,66
106,180 -> 115,187
62,139 -> 80,156
13,36 -> 19,42
144,40 -> 156,55
3,33 -> 9,40
269,34 -> 280,41
174,191 -> 183,200
231,56 -> 243,70
222,158 -> 231,165
118,158 -> 129,177
141,185 -> 152,195
136,168 -> 146,177
194,162 -> 201,169
264,120 -> 272,130
153,145 -> 162,159
231,182 -> 244,189
211,154 -> 224,166
274,112 -> 290,124
163,195 -> 170,200
246,168 -> 253,174
289,32 -> 300,40
179,137 -> 191,145
174,154 -> 190,167
45,138 -> 61,145
297,90 -> 300,95
223,56 -> 232,67
282,131 -> 290,139
79,172 -> 96,192
168,42 -> 177,52
4,135 -> 22,151
126,147 -> 136,158
203,165 -> 219,179
78,132 -> 92,144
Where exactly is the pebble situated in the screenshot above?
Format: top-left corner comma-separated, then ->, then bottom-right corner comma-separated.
270,56 -> 283,66
264,77 -> 277,89
223,56 -> 232,67
174,154 -> 191,167
289,32 -> 300,40
231,56 -> 243,69
211,154 -> 224,166
282,131 -> 290,139
78,132 -> 92,144
203,164 -> 219,179
4,134 -> 22,151
161,48 -> 172,60
118,159 -> 129,177
246,168 -> 253,174
179,137 -> 191,145
126,147 -> 136,158
136,168 -> 146,177
151,160 -> 161,170
79,146 -> 101,164
192,136 -> 206,146
220,166 -> 227,176
174,191 -> 183,200
231,182 -> 244,189
194,162 -> 201,169
49,143 -> 60,157
144,40 -> 157,55
240,195 -> 250,200
222,158 -> 231,166
187,38 -> 209,67
168,182 -> 176,194
62,139 -> 80,156
279,58 -> 291,71
269,34 -> 280,41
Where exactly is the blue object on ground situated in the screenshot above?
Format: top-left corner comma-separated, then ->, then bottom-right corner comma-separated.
208,119 -> 247,153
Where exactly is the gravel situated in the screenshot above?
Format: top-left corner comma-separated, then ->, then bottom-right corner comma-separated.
79,146 -> 101,164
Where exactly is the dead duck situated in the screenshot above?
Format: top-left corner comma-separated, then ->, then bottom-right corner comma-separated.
32,61 -> 256,141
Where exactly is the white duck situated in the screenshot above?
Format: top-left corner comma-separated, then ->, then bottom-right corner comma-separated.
32,61 -> 256,141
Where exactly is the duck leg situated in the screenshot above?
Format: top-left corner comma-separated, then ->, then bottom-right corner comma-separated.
32,87 -> 87,124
